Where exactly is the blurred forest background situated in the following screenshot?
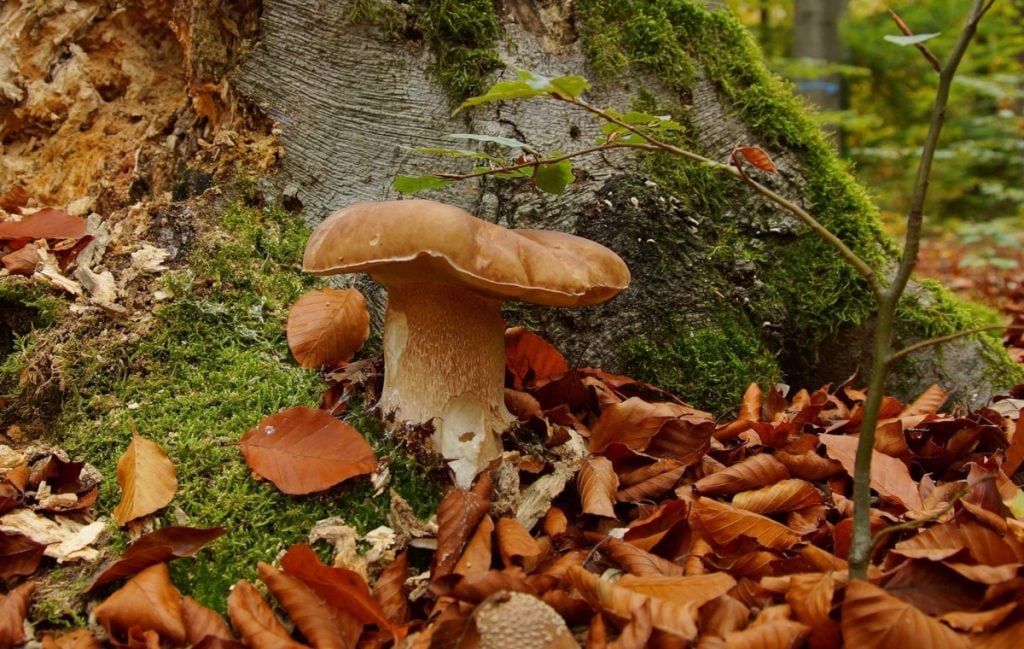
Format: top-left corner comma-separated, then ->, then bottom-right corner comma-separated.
728,0 -> 1023,340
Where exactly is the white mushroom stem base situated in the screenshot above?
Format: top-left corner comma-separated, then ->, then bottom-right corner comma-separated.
380,282 -> 515,488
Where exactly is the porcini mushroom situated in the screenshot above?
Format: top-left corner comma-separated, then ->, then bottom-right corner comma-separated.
303,199 -> 629,487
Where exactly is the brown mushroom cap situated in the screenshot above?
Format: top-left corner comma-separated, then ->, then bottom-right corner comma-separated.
303,199 -> 629,307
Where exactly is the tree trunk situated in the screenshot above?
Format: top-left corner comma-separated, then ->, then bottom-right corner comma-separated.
2,0 -> 1019,416
230,0 -> 1018,409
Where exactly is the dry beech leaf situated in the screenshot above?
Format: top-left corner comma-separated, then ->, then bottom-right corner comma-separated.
1002,414 -> 1024,476
722,619 -> 810,648
731,479 -> 823,514
616,462 -> 686,503
734,146 -> 778,173
691,497 -> 801,551
0,532 -> 47,580
819,434 -> 923,510
841,580 -> 969,649
279,543 -> 398,639
543,507 -> 568,539
239,406 -> 376,495
496,516 -> 543,572
938,601 -> 1017,633
0,208 -> 86,241
259,562 -> 361,649
432,474 -> 492,583
699,594 -> 750,638
589,398 -> 685,453
2,243 -> 41,275
226,580 -> 307,649
41,629 -> 104,648
504,327 -> 569,389
594,535 -> 685,577
578,456 -> 618,518
455,515 -> 495,576
694,454 -> 790,497
87,526 -> 226,592
445,566 -> 534,603
615,573 -> 736,608
566,565 -> 698,640
182,596 -> 235,645
374,550 -> 410,626
901,384 -> 948,416
644,416 -> 715,464
113,434 -> 178,525
623,499 -> 688,551
974,617 -> 1024,648
92,563 -> 186,646
0,581 -> 34,648
891,521 -> 1023,565
607,598 -> 653,649
774,451 -> 844,481
785,572 -> 838,648
287,288 -> 370,369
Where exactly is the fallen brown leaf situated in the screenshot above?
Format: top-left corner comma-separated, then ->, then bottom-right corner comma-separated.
112,434 -> 178,525
0,532 -> 47,580
819,434 -> 923,510
92,563 -> 186,646
578,456 -> 618,518
694,454 -> 790,497
432,473 -> 492,583
279,543 -> 399,639
0,581 -> 34,648
0,208 -> 86,241
287,288 -> 370,370
496,516 -> 543,572
239,406 -> 376,495
41,629 -> 104,648
567,565 -> 698,640
182,595 -> 236,645
505,327 -> 569,389
259,561 -> 362,649
226,580 -> 307,649
691,497 -> 801,551
87,526 -> 227,592
455,515 -> 495,576
841,580 -> 969,649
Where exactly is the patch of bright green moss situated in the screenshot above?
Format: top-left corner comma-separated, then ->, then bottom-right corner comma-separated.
622,314 -> 779,413
55,201 -> 439,612
576,1 -> 696,90
413,0 -> 503,102
0,280 -> 64,399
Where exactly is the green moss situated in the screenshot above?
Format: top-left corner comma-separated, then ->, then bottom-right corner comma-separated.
413,0 -> 503,102
50,201 -> 440,612
0,281 -> 64,401
344,0 -> 403,33
576,0 -> 696,90
623,314 -> 780,413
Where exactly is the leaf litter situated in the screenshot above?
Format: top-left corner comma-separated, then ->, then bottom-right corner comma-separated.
4,327 -> 1024,647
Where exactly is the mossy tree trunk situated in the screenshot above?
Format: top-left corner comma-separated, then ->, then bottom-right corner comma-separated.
231,0 -> 1021,411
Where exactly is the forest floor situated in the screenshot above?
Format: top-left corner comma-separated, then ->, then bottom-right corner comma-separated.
915,216 -> 1024,363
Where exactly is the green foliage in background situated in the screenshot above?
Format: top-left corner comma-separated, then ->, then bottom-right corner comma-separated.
728,0 -> 1024,224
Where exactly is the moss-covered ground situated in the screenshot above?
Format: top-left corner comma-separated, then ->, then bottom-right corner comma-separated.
0,196 -> 441,617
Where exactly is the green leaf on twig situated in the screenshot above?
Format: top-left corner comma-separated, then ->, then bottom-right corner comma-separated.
883,33 -> 940,46
449,133 -> 537,152
457,70 -> 590,111
393,175 -> 454,195
533,158 -> 575,194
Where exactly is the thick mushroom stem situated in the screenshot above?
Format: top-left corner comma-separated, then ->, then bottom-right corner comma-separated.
380,282 -> 515,487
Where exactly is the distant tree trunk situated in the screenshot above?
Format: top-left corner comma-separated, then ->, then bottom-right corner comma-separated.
792,0 -> 846,143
